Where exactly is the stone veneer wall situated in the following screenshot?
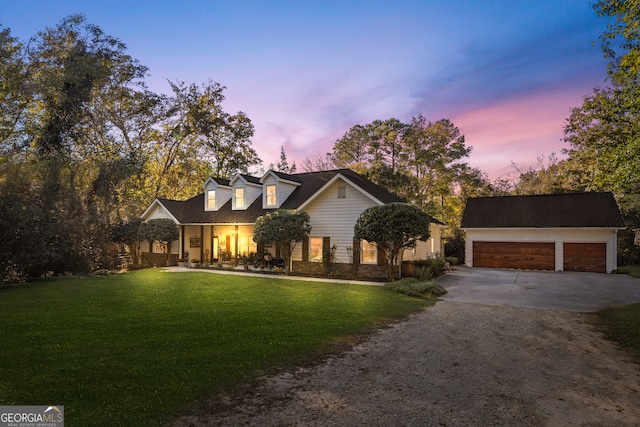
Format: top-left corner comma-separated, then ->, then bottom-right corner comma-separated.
292,261 -> 389,281
141,253 -> 178,268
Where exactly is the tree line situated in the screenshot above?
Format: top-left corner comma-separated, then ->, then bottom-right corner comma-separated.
0,15 -> 262,282
1,1 -> 638,282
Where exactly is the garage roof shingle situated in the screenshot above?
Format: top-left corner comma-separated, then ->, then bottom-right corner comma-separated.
461,192 -> 625,229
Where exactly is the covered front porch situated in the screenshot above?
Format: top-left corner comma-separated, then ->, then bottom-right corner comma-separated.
179,224 -> 275,264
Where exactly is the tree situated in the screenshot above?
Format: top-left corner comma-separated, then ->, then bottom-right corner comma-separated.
0,15 -> 267,280
253,210 -> 312,273
331,116 -> 477,221
510,153 -> 575,195
167,80 -> 260,178
140,219 -> 179,266
594,0 -> 640,85
354,204 -> 431,281
271,145 -> 297,173
560,2 -> 640,265
332,118 -> 409,198
300,153 -> 335,172
0,26 -> 31,153
109,218 -> 145,267
563,83 -> 640,194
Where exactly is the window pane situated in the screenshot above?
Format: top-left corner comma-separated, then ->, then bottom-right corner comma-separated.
310,237 -> 323,262
362,240 -> 377,263
267,185 -> 277,205
207,190 -> 215,209
235,188 -> 245,208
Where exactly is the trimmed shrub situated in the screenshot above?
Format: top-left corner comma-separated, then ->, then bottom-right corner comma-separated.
415,258 -> 446,277
385,278 -> 447,299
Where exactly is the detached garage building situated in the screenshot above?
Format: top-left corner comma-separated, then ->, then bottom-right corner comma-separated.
461,192 -> 625,273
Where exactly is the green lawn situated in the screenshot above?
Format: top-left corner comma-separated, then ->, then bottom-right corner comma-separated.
597,303 -> 640,363
0,269 -> 431,426
615,264 -> 640,278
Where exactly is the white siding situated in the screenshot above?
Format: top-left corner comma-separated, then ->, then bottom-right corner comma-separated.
464,228 -> 619,273
145,203 -> 173,221
403,224 -> 445,261
245,183 -> 262,207
261,175 -> 299,208
233,182 -> 262,210
204,181 -> 232,211
277,181 -> 298,207
297,178 -> 378,263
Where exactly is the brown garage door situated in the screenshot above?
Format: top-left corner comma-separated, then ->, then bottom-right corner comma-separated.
563,243 -> 606,273
473,242 -> 555,270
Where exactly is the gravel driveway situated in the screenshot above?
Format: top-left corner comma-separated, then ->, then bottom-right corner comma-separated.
171,301 -> 640,426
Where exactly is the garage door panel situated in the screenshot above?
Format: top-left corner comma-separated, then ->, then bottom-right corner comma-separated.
473,242 -> 555,270
563,243 -> 606,273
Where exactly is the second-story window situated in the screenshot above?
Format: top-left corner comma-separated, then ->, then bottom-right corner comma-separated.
266,184 -> 277,206
206,190 -> 215,210
235,187 -> 245,208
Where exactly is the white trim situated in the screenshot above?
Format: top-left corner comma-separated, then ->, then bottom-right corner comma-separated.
298,173 -> 385,210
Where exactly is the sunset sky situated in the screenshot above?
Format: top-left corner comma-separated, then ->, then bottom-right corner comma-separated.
2,0 -> 611,179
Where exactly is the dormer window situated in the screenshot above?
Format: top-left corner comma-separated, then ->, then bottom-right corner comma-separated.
234,187 -> 245,209
266,184 -> 277,207
206,190 -> 215,210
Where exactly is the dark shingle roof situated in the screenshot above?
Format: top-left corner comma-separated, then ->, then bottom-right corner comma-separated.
154,169 -> 416,225
210,177 -> 230,186
461,192 -> 625,229
280,169 -> 403,208
269,170 -> 302,183
239,174 -> 261,185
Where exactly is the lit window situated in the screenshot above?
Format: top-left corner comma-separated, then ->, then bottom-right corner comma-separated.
337,185 -> 346,199
310,237 -> 323,262
206,190 -> 215,210
235,187 -> 245,208
361,240 -> 377,264
153,241 -> 167,254
266,184 -> 277,206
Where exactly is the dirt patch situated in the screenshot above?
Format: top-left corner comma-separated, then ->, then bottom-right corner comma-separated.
170,301 -> 640,426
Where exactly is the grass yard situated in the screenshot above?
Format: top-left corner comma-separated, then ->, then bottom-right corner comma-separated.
615,265 -> 640,278
0,269 -> 431,426
597,303 -> 640,363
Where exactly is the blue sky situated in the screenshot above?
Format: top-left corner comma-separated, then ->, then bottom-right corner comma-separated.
1,0 -> 610,179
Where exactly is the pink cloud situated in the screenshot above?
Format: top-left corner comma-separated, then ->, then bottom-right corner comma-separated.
452,88 -> 586,179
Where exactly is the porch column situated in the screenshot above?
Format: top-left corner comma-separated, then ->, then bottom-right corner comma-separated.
200,225 -> 204,261
180,226 -> 185,259
234,225 -> 239,258
210,225 -> 214,262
